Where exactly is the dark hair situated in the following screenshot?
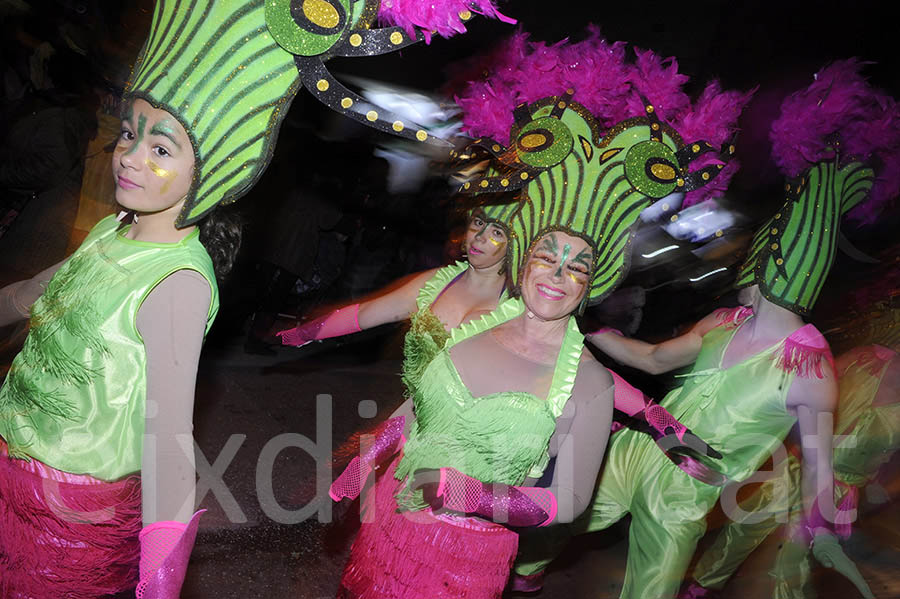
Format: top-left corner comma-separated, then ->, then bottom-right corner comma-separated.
198,205 -> 243,281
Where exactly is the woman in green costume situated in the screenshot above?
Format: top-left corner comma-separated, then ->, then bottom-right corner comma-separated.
514,59 -> 895,599
329,26 -> 741,593
0,0 -> 513,596
681,339 -> 899,599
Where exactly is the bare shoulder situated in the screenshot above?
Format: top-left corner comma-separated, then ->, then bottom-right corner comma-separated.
786,364 -> 838,412
573,349 -> 614,401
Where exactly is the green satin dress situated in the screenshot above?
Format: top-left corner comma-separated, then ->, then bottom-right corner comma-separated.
692,345 -> 900,598
0,215 -> 218,480
516,314 -> 816,599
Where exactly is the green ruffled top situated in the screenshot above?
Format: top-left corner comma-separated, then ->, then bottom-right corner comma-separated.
401,261 -> 468,399
394,297 -> 584,511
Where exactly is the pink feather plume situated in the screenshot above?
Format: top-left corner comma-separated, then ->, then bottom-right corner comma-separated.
770,58 -> 900,223
378,0 -> 515,44
451,27 -> 753,200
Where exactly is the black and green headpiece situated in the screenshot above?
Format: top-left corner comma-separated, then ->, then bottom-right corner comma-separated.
459,91 -> 734,305
735,159 -> 874,315
125,0 -> 499,227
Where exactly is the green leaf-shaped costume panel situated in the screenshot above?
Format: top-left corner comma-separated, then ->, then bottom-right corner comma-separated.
125,0 -> 303,227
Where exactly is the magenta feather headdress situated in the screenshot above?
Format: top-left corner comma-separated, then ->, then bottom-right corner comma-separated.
770,58 -> 900,224
451,27 -> 754,206
378,0 -> 515,43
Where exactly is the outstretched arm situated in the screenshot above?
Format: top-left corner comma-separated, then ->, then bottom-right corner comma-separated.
585,310 -> 722,375
0,261 -> 64,327
278,268 -> 437,347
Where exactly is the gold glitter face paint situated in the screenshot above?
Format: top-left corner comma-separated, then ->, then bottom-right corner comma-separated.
146,159 -> 177,194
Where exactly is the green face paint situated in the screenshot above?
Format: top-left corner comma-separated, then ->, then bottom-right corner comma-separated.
555,243 -> 571,278
150,121 -> 183,149
124,114 -> 147,157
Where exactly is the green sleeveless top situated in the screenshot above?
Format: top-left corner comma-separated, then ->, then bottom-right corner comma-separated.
664,315 -> 806,482
833,346 -> 900,487
394,297 -> 584,511
401,261 -> 468,399
0,215 -> 219,481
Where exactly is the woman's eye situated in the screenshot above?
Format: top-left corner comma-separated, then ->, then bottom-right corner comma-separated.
537,255 -> 554,263
154,146 -> 170,158
120,129 -> 134,141
567,265 -> 588,275
472,218 -> 484,227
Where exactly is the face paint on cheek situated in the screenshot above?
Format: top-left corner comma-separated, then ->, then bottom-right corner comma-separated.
567,272 -> 585,286
555,244 -> 571,278
146,159 -> 177,194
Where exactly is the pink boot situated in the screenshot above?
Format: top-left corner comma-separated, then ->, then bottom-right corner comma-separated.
509,571 -> 545,593
136,510 -> 204,598
677,580 -> 720,599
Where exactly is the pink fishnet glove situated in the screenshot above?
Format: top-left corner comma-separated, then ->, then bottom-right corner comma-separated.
609,370 -> 722,459
277,304 -> 361,347
417,467 -> 557,527
137,510 -> 204,599
330,416 -> 406,501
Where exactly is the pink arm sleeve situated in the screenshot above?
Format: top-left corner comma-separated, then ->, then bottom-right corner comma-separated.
0,260 -> 65,327
138,269 -> 212,525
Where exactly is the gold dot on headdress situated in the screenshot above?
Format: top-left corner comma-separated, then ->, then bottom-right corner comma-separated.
392,121 -> 404,132
566,88 -> 574,94
651,123 -> 659,130
785,184 -> 791,191
692,144 -> 700,153
520,172 -> 529,180
390,31 -> 403,45
492,144 -> 501,152
416,130 -> 428,142
366,110 -> 378,121
702,172 -> 710,180
661,203 -> 670,211
316,79 -> 329,92
715,230 -> 723,237
771,243 -> 779,250
670,214 -> 678,222
646,105 -> 654,113
676,178 -> 685,187
349,34 -> 362,47
480,180 -> 489,188
558,101 -> 566,109
459,10 -> 472,20
463,182 -> 471,189
774,213 -> 781,220
729,145 -> 736,154
770,227 -> 778,235
776,258 -> 784,265
501,178 -> 509,187
341,97 -> 353,109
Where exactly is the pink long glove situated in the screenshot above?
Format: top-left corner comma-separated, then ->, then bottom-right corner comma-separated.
330,416 -> 406,501
136,509 -> 204,599
277,304 -> 361,347
609,370 -> 722,459
414,467 -> 558,527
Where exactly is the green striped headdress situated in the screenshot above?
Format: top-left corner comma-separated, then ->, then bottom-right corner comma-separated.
460,92 -> 731,305
126,0 -> 479,227
735,158 -> 875,315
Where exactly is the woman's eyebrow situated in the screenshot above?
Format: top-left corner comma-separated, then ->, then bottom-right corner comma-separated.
572,247 -> 593,266
150,121 -> 183,149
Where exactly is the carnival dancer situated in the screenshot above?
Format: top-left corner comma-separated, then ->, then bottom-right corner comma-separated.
329,29 -> 742,594
513,58 -> 897,599
0,0 -> 514,596
680,340 -> 898,599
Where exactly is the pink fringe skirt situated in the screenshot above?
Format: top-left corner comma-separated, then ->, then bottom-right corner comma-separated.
0,438 -> 142,599
337,459 -> 518,599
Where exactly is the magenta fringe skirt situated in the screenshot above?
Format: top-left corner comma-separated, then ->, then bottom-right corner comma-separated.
0,439 -> 142,599
337,459 -> 518,599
